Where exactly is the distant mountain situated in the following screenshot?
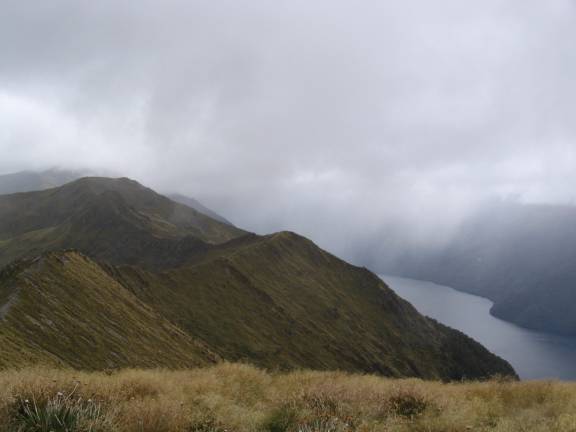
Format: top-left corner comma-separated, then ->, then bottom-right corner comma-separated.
0,168 -> 87,194
0,177 -> 245,269
0,169 -> 234,226
0,177 -> 516,379
169,193 -> 234,226
377,202 -> 576,337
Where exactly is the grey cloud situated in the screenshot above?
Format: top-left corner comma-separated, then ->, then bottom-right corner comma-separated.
1,0 -> 576,257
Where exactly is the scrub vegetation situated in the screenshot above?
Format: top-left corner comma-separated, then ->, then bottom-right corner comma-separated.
0,364 -> 572,432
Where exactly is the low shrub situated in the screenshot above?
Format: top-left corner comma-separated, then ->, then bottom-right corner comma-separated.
0,366 -> 570,432
296,416 -> 352,432
188,416 -> 228,432
11,391 -> 112,432
387,390 -> 431,419
263,404 -> 299,432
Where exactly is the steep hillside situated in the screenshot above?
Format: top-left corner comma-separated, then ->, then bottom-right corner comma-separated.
0,177 -> 246,268
0,242 -> 515,379
0,178 -> 516,379
107,231 -> 515,379
377,202 -> 576,336
0,252 -> 217,369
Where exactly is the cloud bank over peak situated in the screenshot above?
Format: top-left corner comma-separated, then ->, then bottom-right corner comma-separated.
1,0 -> 576,254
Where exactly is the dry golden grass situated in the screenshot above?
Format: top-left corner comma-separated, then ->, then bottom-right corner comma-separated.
0,363 -> 575,432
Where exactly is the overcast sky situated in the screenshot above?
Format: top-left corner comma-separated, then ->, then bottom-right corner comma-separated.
1,0 -> 576,255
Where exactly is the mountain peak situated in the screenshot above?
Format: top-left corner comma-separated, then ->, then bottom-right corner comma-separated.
0,176 -> 247,269
0,169 -> 237,230
58,176 -> 152,196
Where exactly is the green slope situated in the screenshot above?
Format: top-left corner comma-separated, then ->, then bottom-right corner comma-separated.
111,232 -> 515,380
0,252 -> 217,369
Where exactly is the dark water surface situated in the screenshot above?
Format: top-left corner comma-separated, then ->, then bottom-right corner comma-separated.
383,275 -> 576,380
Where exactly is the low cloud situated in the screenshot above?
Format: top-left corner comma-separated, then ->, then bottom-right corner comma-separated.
1,0 -> 576,257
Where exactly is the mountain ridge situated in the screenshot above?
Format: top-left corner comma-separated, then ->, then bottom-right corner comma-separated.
0,177 -> 246,269
0,169 -> 234,227
0,176 -> 517,379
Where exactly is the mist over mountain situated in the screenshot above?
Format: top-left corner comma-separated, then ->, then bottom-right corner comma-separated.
2,1 -> 576,258
0,169 -> 88,195
169,193 -> 234,226
370,200 -> 576,337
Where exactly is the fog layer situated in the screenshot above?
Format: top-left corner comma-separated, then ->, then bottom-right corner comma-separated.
1,0 -> 576,257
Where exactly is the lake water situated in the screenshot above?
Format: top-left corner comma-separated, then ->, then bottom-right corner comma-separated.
383,275 -> 576,381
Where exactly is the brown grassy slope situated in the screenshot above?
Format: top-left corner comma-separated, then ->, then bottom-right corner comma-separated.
0,364 -> 573,432
0,252 -> 217,369
111,231 -> 516,380
0,177 -> 246,269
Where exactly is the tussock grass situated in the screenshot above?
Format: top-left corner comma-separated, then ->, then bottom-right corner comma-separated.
0,363 -> 573,431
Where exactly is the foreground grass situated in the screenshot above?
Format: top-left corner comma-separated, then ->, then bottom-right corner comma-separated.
0,363 -> 574,432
